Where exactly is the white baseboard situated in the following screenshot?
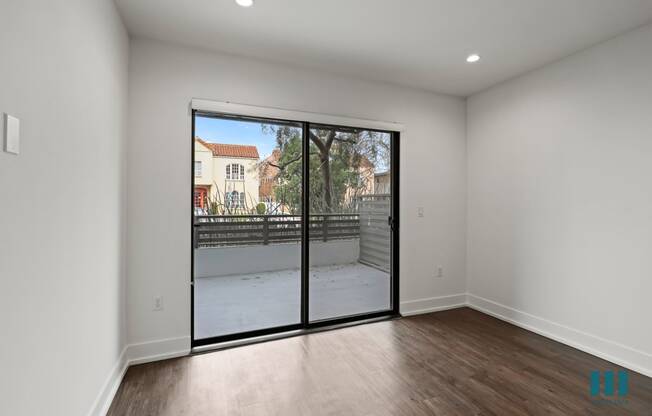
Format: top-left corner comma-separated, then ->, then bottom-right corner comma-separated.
87,347 -> 128,416
88,336 -> 191,416
466,293 -> 652,378
126,336 -> 191,365
400,293 -> 467,316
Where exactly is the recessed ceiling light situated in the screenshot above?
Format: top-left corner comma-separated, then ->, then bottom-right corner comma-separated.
235,0 -> 254,7
466,54 -> 481,63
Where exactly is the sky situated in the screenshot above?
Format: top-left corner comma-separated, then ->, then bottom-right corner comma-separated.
195,115 -> 391,172
195,116 -> 278,159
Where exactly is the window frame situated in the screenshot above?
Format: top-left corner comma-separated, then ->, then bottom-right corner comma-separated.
226,163 -> 246,181
231,164 -> 239,180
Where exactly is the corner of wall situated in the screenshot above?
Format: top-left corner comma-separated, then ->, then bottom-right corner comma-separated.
400,293 -> 467,316
87,347 -> 128,416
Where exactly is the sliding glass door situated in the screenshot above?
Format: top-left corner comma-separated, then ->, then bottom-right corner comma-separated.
192,111 -> 399,346
307,125 -> 393,322
192,113 -> 303,341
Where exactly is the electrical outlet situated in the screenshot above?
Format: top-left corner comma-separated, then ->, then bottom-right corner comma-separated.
435,266 -> 443,278
154,296 -> 164,311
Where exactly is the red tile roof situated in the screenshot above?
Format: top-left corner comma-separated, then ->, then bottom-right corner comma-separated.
196,137 -> 259,159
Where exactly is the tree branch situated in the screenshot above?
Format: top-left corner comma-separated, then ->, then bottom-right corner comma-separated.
267,153 -> 302,170
324,130 -> 337,149
332,136 -> 357,145
266,151 -> 319,170
309,130 -> 328,154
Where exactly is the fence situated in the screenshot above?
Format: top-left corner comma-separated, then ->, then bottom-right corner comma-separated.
194,214 -> 360,248
357,194 -> 391,272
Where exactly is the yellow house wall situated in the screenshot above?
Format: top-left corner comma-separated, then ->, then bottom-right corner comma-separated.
212,156 -> 260,210
194,141 -> 214,187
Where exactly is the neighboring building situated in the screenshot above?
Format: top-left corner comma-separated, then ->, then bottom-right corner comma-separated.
373,171 -> 390,194
258,149 -> 281,203
343,156 -> 375,207
258,149 -> 302,214
194,137 -> 260,214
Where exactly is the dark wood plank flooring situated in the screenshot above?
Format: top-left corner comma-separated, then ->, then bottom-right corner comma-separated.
108,308 -> 652,415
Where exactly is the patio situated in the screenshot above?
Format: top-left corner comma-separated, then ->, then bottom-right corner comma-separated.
193,208 -> 392,340
194,262 -> 390,339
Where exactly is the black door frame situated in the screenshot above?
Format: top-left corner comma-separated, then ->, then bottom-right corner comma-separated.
191,110 -> 400,347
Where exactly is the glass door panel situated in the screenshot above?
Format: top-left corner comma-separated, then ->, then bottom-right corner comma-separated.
192,113 -> 303,341
307,125 -> 393,322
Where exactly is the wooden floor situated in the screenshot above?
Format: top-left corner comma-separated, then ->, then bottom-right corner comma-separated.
108,308 -> 652,415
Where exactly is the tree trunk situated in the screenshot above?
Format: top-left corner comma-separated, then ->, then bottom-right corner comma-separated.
309,130 -> 336,213
320,153 -> 332,212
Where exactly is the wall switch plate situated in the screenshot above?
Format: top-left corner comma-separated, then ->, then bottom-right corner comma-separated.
4,113 -> 20,155
154,296 -> 164,311
436,266 -> 443,278
417,207 -> 424,217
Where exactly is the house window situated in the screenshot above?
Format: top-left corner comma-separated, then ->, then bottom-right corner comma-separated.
239,192 -> 245,208
194,161 -> 202,177
226,164 -> 245,180
226,190 -> 240,209
232,164 -> 239,179
229,190 -> 240,209
194,188 -> 207,209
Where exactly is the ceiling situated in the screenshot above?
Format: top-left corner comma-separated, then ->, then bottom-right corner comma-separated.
115,0 -> 652,96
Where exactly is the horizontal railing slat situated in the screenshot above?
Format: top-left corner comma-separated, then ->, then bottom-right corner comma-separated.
194,213 -> 361,247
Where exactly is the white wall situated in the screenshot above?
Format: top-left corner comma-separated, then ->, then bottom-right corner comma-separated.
0,1 -> 129,415
127,38 -> 467,350
467,23 -> 652,374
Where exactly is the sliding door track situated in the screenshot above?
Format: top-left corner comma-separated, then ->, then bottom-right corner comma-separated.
191,313 -> 401,355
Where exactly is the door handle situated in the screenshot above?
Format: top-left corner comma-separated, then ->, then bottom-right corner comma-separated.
387,216 -> 396,231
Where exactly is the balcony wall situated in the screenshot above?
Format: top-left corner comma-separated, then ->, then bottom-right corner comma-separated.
195,239 -> 360,277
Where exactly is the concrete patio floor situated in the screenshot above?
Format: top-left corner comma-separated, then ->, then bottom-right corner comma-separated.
194,262 -> 390,339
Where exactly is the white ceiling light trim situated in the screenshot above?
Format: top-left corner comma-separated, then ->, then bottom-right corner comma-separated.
466,54 -> 481,63
235,0 -> 254,7
191,98 -> 405,132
